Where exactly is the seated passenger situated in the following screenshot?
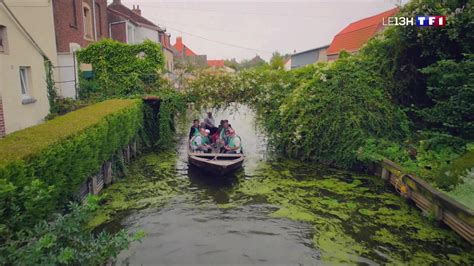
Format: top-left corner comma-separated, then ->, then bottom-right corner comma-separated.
224,129 -> 242,154
218,120 -> 231,152
191,128 -> 212,153
189,119 -> 200,139
219,120 -> 231,144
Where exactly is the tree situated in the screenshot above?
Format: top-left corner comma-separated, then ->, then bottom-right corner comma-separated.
269,51 -> 285,70
224,58 -> 240,70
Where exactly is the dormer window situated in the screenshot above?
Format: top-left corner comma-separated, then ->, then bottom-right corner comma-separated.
0,25 -> 7,53
83,3 -> 93,39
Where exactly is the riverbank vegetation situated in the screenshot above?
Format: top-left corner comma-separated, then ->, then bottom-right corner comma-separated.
184,1 -> 473,209
0,99 -> 145,263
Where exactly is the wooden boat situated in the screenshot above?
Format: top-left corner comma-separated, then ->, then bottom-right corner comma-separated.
188,151 -> 244,176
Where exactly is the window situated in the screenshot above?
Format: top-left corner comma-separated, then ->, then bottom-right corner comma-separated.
0,25 -> 6,52
71,0 -> 78,28
19,67 -> 30,98
83,3 -> 93,39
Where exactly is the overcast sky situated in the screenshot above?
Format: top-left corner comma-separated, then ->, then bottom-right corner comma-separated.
116,0 -> 405,61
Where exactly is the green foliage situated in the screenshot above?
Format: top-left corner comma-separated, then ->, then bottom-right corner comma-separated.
76,39 -> 165,98
155,95 -> 183,149
269,51 -> 285,70
0,99 -> 143,244
0,197 -> 142,265
418,55 -> 474,138
78,72 -> 102,100
362,0 -> 474,136
224,58 -> 240,70
358,133 -> 469,190
185,57 -> 409,167
446,167 -> 474,209
268,56 -> 409,166
44,60 -> 60,114
45,98 -> 90,120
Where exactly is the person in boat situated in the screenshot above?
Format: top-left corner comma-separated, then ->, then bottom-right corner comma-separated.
217,120 -> 232,152
219,120 -> 232,142
191,128 -> 212,153
204,112 -> 218,135
224,128 -> 242,154
189,119 -> 200,139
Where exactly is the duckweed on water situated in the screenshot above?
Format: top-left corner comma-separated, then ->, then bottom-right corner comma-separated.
93,153 -> 473,264
228,160 -> 474,264
88,152 -> 187,228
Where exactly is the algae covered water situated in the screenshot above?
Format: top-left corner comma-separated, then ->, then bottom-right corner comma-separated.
96,106 -> 474,265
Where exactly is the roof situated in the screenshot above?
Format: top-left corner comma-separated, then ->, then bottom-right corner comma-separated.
173,37 -> 198,56
327,7 -> 399,55
207,60 -> 225,67
108,3 -> 161,31
292,45 -> 329,57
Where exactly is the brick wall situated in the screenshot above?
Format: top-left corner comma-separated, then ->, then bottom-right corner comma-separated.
110,22 -> 126,43
0,97 -> 5,137
108,9 -> 127,43
53,0 -> 109,53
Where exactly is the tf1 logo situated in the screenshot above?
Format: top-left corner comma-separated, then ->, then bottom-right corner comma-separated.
383,16 -> 446,27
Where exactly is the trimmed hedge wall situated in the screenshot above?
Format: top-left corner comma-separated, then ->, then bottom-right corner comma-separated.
0,99 -> 143,239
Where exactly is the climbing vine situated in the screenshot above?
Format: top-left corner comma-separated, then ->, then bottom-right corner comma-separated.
44,59 -> 59,114
76,39 -> 165,99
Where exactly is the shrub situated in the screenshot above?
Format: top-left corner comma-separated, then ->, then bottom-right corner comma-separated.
0,99 -> 144,242
268,56 -> 409,167
0,197 -> 142,265
418,55 -> 474,138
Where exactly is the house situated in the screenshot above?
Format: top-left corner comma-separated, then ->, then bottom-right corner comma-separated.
284,57 -> 291,71
107,0 -> 174,72
207,60 -> 225,68
173,36 -> 207,67
159,31 -> 175,72
207,59 -> 235,73
289,45 -> 329,69
0,0 -> 58,136
52,0 -> 109,98
241,55 -> 266,69
327,7 -> 399,61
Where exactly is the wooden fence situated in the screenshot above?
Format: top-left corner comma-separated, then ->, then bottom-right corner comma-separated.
77,140 -> 138,201
378,159 -> 473,245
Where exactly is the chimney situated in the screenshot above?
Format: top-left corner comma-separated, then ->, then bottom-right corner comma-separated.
176,36 -> 183,46
132,5 -> 141,16
112,0 -> 121,4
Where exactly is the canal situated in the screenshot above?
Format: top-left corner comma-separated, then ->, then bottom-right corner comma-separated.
97,105 -> 474,265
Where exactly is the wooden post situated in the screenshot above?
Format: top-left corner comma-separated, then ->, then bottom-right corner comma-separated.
131,140 -> 137,158
103,161 -> 112,185
381,167 -> 389,180
91,174 -> 104,195
123,145 -> 130,163
91,175 -> 99,195
433,203 -> 443,221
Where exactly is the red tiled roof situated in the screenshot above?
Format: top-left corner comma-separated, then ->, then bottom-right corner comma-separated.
108,3 -> 160,30
207,60 -> 225,67
173,37 -> 197,56
327,7 -> 399,55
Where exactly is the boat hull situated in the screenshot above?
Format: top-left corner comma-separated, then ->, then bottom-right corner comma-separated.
188,152 -> 244,176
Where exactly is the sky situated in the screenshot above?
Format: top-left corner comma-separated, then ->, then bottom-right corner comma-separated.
115,0 -> 405,61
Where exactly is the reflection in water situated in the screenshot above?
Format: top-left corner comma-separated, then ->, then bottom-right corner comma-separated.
107,105 -> 474,265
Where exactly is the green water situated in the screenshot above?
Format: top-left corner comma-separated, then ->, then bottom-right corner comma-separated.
95,107 -> 473,265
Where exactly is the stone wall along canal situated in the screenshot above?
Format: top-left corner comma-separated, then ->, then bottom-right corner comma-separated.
95,105 -> 474,265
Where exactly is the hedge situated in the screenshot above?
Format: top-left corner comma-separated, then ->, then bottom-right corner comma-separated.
0,99 -> 143,240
